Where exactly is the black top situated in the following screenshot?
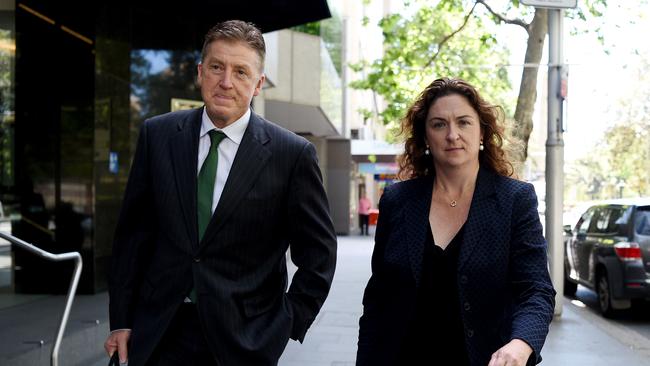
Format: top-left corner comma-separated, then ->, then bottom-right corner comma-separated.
398,223 -> 469,365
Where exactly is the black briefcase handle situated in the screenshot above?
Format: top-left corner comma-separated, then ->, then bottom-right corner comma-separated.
108,352 -> 121,366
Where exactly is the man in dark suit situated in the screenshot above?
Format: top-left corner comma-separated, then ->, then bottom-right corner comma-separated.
104,20 -> 337,366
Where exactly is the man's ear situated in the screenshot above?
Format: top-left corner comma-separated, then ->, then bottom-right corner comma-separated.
253,73 -> 266,96
197,63 -> 204,86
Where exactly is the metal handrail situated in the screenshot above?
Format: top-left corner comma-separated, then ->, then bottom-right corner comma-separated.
0,231 -> 83,366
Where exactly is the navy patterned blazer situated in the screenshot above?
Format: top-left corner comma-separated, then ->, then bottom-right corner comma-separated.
109,108 -> 337,365
357,167 -> 555,366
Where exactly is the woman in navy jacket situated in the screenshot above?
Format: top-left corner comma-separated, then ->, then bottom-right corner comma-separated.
356,78 -> 555,366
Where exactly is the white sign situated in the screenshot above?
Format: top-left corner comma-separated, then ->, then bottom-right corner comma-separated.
521,0 -> 577,8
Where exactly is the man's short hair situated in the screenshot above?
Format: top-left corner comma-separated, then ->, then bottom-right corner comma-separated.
201,20 -> 266,70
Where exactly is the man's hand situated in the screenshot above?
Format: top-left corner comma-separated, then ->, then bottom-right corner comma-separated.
488,338 -> 533,366
104,329 -> 131,364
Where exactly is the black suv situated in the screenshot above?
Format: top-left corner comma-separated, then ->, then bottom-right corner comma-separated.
564,199 -> 650,316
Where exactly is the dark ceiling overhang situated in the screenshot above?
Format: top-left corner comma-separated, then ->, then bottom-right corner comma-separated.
131,0 -> 331,50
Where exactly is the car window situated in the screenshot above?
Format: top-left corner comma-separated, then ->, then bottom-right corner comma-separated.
589,206 -> 628,235
635,207 -> 650,236
577,208 -> 595,234
607,206 -> 629,236
593,208 -> 611,233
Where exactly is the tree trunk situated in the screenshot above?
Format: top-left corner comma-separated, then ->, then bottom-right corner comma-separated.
512,8 -> 547,174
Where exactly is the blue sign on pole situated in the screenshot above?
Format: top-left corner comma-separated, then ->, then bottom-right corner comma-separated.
109,152 -> 119,174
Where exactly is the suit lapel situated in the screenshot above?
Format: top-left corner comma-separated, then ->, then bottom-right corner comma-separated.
458,167 -> 497,272
170,108 -> 202,249
199,113 -> 271,249
405,176 -> 434,286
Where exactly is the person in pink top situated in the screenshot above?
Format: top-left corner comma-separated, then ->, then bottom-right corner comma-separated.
358,191 -> 372,235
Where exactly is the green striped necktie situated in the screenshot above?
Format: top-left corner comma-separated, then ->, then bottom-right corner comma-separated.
190,129 -> 226,303
197,129 -> 227,240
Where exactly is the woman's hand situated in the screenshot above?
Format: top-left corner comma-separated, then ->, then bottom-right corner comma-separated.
487,338 -> 533,366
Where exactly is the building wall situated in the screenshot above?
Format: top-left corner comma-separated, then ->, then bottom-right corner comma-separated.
262,26 -> 350,234
10,1 -> 98,294
305,135 -> 329,189
340,0 -> 400,233
341,0 -> 391,140
1,0 -> 346,297
326,139 -> 350,235
94,1 -> 133,293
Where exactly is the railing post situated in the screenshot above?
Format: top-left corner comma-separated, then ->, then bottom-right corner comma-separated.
0,232 -> 83,366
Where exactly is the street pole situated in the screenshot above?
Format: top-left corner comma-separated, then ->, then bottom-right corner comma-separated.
341,16 -> 349,138
546,8 -> 565,317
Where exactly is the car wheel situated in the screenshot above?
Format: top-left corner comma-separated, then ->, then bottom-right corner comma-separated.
597,273 -> 616,318
564,275 -> 577,296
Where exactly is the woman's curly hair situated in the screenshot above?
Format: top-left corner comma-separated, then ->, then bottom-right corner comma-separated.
397,77 -> 514,180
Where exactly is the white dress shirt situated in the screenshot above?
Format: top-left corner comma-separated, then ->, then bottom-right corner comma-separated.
197,107 -> 250,213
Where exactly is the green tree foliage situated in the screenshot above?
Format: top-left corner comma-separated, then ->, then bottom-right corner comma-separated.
349,1 -> 512,135
603,122 -> 650,197
569,121 -> 650,201
351,0 -> 608,168
566,157 -> 605,201
568,58 -> 650,200
292,22 -> 321,36
130,50 -> 202,122
0,29 -> 14,187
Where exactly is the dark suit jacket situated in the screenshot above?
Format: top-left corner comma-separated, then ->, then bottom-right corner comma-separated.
357,168 -> 555,366
108,108 -> 337,365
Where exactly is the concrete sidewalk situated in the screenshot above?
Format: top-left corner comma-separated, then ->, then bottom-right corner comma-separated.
544,299 -> 650,365
0,292 -> 109,366
1,234 -> 650,365
279,235 -> 650,366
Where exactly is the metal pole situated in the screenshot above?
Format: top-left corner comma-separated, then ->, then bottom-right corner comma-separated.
546,8 -> 565,317
0,232 -> 83,366
51,254 -> 82,366
341,16 -> 348,138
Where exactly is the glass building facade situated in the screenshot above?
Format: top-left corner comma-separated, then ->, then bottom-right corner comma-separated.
0,0 -> 331,297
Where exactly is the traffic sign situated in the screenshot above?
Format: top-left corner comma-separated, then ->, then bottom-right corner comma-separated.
521,0 -> 577,8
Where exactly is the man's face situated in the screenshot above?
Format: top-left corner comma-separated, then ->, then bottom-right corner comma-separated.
197,39 -> 265,128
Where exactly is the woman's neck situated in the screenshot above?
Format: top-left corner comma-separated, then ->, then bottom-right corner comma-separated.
433,163 -> 480,197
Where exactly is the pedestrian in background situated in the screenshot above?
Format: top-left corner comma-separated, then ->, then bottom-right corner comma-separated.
356,77 -> 555,366
358,190 -> 372,235
105,20 -> 337,366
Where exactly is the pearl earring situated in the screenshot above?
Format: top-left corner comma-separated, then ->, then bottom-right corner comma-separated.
479,140 -> 484,151
425,146 -> 430,155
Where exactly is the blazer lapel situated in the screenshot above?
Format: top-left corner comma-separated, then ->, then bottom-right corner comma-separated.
405,176 -> 434,287
198,113 -> 271,249
170,108 -> 202,249
458,167 -> 498,272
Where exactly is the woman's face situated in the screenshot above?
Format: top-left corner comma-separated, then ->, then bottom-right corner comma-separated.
424,94 -> 483,171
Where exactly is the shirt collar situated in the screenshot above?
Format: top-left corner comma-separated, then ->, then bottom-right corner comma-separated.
200,107 -> 250,145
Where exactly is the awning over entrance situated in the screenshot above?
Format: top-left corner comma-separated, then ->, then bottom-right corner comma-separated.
132,0 -> 332,49
351,139 -> 403,163
264,100 -> 339,137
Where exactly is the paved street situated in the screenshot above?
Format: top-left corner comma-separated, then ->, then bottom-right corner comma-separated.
569,286 -> 650,342
2,234 -> 650,365
280,234 -> 650,366
280,235 -> 370,366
